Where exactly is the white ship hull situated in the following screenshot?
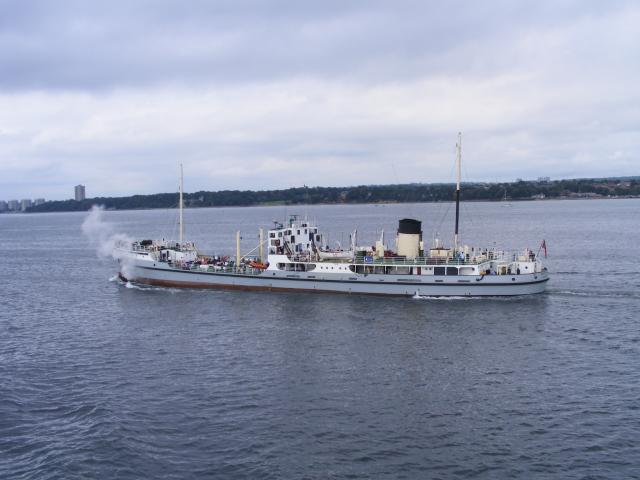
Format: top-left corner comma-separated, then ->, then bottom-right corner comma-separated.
120,257 -> 549,297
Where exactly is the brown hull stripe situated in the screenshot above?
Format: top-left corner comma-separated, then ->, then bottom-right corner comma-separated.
124,276 -> 546,297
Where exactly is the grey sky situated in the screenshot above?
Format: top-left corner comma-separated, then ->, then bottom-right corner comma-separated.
1,0 -> 638,199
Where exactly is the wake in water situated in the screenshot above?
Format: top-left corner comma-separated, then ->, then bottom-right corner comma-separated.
108,271 -> 177,292
107,269 -> 186,293
411,294 -> 508,301
550,289 -> 640,299
120,279 -> 182,293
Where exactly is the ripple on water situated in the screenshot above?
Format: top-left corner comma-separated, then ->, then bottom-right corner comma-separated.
2,201 -> 640,479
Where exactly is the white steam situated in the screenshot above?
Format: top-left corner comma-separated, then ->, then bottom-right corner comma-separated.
82,205 -> 135,278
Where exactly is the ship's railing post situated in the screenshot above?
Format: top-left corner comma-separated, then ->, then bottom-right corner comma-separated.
236,231 -> 241,272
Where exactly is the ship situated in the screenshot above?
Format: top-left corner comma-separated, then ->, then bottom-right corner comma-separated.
115,134 -> 549,297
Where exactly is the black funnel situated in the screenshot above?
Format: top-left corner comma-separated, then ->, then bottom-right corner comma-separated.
398,218 -> 421,235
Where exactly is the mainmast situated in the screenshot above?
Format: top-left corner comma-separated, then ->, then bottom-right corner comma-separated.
179,163 -> 184,245
454,132 -> 461,251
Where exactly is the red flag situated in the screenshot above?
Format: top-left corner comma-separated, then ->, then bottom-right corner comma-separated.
541,239 -> 547,258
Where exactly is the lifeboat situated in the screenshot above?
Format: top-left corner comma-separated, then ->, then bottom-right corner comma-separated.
249,261 -> 268,270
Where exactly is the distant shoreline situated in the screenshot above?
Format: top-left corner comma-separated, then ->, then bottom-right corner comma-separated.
3,176 -> 638,214
2,191 -> 638,215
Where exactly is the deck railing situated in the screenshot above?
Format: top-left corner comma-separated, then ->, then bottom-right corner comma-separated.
353,256 -> 477,266
283,250 -> 527,266
165,262 -> 265,276
349,251 -> 520,266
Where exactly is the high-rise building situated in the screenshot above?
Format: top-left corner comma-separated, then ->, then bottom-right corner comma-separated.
74,184 -> 86,201
34,198 -> 46,206
21,199 -> 33,211
0,201 -> 7,211
8,200 -> 19,211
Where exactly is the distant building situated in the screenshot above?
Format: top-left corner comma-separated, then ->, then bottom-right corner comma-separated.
21,199 -> 33,211
0,201 -> 7,211
74,184 -> 86,201
34,198 -> 46,206
537,176 -> 551,183
8,200 -> 19,211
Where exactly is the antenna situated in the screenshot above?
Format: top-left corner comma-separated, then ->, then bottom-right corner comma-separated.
179,163 -> 184,245
454,132 -> 461,251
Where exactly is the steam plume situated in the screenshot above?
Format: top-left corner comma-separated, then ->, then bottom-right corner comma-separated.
82,205 -> 134,278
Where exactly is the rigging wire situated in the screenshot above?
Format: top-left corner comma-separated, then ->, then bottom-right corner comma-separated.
460,146 -> 476,235
431,143 -> 458,244
167,204 -> 179,244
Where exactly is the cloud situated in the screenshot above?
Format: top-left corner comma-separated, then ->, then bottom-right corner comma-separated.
0,1 -> 639,199
2,0 -> 635,90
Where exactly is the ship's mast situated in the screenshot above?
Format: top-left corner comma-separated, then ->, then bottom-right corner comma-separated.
179,163 -> 184,245
259,228 -> 264,262
454,132 -> 461,251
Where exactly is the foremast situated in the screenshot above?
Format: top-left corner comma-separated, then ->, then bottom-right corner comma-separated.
179,163 -> 184,246
454,132 -> 461,251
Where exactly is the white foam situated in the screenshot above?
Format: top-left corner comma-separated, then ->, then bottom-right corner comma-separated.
553,289 -> 639,299
411,294 -> 476,301
119,281 -> 182,294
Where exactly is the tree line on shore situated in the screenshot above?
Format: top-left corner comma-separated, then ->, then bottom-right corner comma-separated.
26,177 -> 640,213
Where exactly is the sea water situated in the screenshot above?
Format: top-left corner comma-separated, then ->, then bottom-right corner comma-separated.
1,199 -> 639,478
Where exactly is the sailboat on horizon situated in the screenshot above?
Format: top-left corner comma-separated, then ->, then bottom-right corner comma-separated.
502,188 -> 512,207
